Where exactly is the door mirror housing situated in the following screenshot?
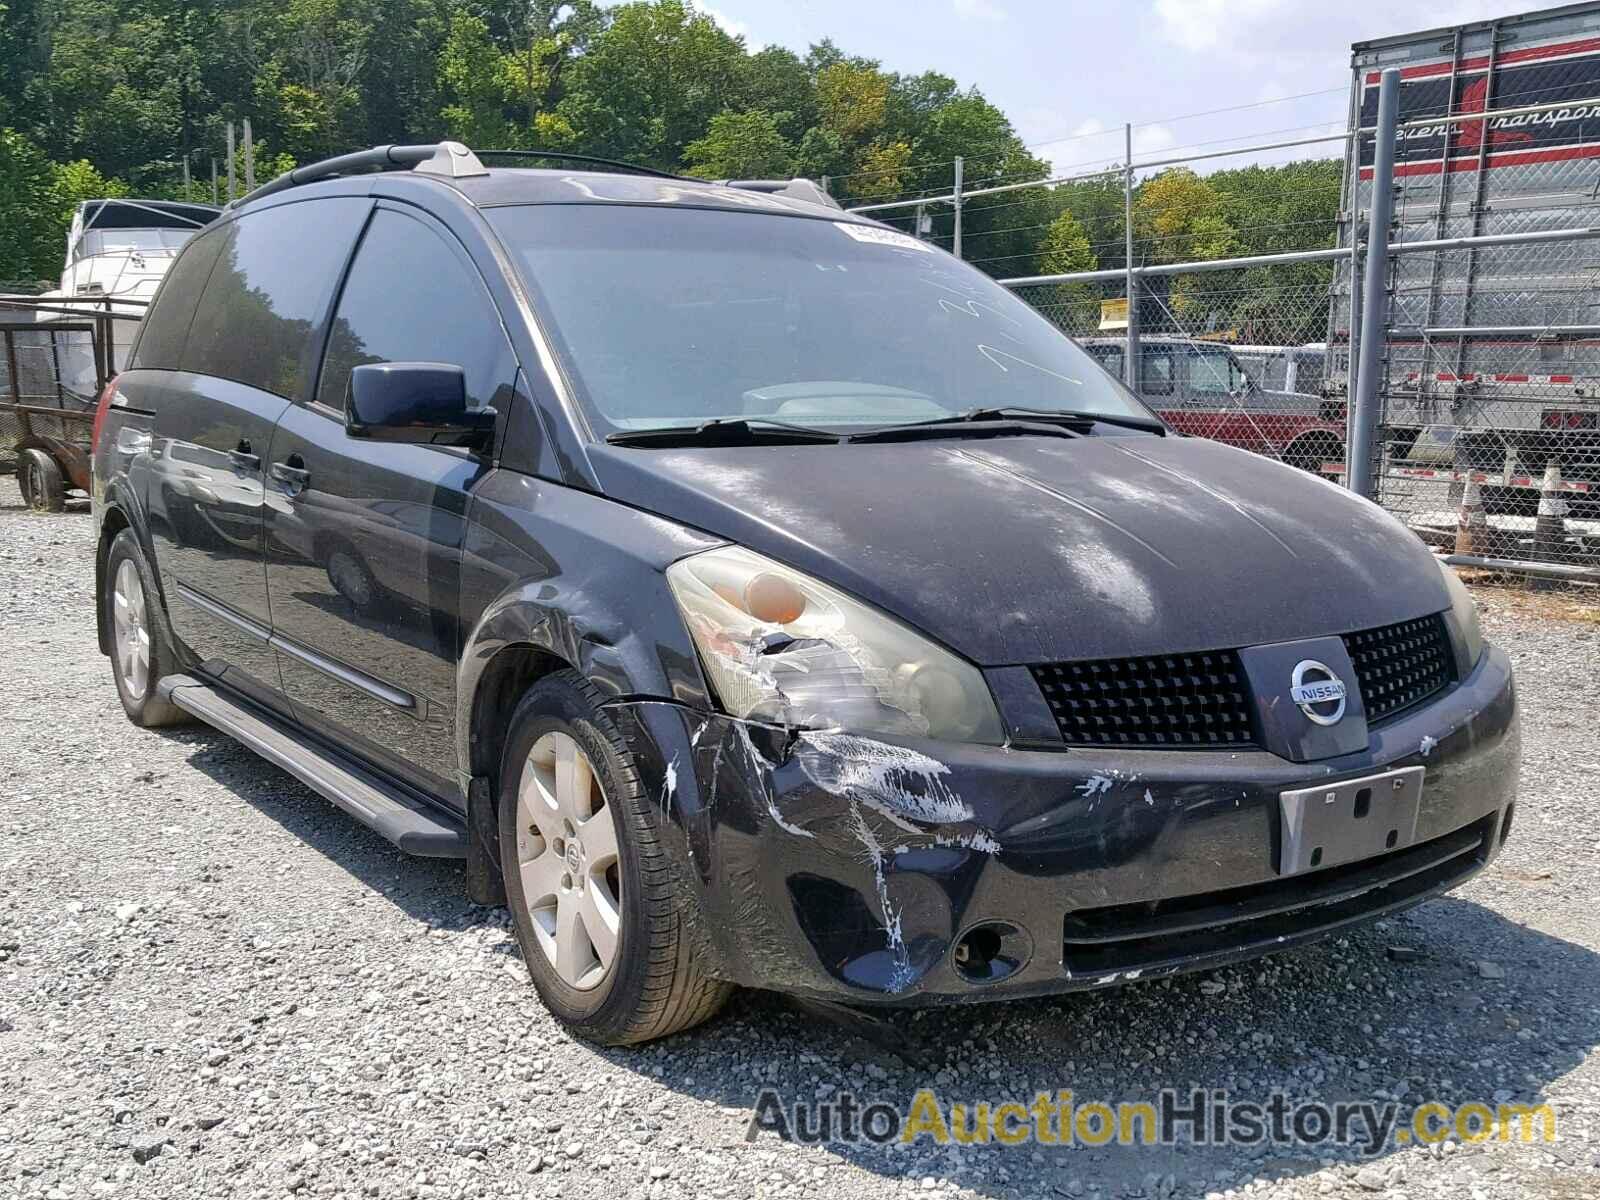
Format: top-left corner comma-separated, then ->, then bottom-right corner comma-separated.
345,362 -> 495,448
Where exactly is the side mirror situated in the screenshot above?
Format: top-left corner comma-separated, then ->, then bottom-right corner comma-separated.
345,362 -> 495,448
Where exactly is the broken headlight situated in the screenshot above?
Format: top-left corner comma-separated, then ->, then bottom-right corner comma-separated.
666,545 -> 1004,744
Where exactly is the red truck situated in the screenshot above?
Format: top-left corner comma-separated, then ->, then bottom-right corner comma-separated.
1079,336 -> 1346,475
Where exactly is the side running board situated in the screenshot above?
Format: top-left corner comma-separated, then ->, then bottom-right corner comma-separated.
158,674 -> 468,858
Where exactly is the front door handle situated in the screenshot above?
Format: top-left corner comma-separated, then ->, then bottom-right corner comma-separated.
271,456 -> 310,490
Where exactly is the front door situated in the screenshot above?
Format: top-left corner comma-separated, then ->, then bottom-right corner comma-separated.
263,203 -> 517,799
147,198 -> 369,712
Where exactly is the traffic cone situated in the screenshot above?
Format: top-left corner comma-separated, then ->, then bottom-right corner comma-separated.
1534,463 -> 1570,564
1455,475 -> 1487,555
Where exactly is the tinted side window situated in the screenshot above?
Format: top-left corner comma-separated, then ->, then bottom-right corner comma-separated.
181,198 -> 368,398
317,208 -> 515,413
129,227 -> 226,370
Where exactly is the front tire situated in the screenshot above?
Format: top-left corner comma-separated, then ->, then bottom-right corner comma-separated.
103,529 -> 188,727
498,671 -> 730,1045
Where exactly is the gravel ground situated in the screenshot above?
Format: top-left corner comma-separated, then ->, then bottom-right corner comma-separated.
2,474 -> 1598,1200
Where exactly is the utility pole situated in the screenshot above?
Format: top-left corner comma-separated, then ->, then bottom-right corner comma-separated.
210,158 -> 218,206
225,122 -> 236,203
242,117 -> 255,193
1123,123 -> 1140,391
952,157 -> 964,259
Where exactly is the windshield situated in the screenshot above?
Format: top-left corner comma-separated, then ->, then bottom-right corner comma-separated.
487,205 -> 1150,433
76,228 -> 194,259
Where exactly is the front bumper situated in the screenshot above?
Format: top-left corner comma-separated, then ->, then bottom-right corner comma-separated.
607,643 -> 1519,1004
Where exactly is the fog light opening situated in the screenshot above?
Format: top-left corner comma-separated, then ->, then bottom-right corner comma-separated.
952,921 -> 1030,985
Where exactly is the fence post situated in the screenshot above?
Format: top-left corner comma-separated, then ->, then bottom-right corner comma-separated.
1348,67 -> 1399,501
1123,123 -> 1139,391
951,157 -> 964,259
225,122 -> 236,203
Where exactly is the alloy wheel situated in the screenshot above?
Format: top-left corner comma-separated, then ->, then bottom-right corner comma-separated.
514,731 -> 622,991
111,559 -> 150,701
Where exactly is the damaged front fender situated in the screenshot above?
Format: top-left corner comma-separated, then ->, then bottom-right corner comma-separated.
606,702 -> 1011,999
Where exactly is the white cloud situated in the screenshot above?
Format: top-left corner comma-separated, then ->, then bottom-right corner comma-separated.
952,0 -> 1008,21
698,2 -> 752,43
1152,0 -> 1289,52
1131,123 -> 1178,157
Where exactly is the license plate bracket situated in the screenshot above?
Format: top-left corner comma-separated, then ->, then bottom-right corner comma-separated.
1278,766 -> 1425,876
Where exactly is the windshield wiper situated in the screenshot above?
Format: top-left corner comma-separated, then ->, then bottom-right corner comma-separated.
852,406 -> 1168,441
606,417 -> 841,447
847,416 -> 1084,445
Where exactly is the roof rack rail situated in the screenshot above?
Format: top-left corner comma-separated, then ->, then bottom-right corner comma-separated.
229,142 -> 487,210
720,178 -> 841,210
475,149 -> 691,180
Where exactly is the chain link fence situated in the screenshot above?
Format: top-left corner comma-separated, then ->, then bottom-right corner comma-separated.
847,78 -> 1600,583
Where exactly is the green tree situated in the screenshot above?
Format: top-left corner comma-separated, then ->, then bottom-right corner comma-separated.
1039,207 -> 1095,274
484,0 -> 603,133
1035,207 -> 1099,336
737,47 -> 816,143
684,110 -> 794,179
556,0 -> 745,169
0,127 -> 58,282
439,10 -> 512,147
239,0 -> 372,161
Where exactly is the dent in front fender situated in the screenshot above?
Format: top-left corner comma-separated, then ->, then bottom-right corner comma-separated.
604,701 -> 1004,998
453,468 -> 725,775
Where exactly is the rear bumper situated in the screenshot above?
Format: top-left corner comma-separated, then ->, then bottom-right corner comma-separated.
607,642 -> 1519,1004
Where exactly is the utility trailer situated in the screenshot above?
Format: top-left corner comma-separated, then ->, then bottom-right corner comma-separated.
0,304 -> 117,511
1334,1 -> 1600,515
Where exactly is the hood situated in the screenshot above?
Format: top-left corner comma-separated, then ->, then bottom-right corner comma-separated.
588,434 -> 1451,666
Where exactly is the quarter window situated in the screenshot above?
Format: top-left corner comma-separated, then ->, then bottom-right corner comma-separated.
130,226 -> 227,371
316,209 -> 515,414
180,199 -> 368,398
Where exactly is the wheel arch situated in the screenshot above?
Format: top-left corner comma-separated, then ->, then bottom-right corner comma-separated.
455,574 -> 713,794
94,504 -> 133,656
1283,427 -> 1346,473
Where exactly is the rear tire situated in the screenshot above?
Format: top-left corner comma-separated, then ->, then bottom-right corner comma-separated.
18,449 -> 65,512
498,670 -> 731,1045
103,529 -> 189,727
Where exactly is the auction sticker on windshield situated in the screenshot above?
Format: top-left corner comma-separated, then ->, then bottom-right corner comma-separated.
834,222 -> 938,252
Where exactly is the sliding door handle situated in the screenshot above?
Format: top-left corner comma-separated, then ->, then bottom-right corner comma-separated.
270,458 -> 310,489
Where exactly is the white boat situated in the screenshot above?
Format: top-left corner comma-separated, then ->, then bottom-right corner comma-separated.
2,198 -> 219,404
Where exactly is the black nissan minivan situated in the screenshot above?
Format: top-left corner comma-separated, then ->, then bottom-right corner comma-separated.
91,142 -> 1520,1045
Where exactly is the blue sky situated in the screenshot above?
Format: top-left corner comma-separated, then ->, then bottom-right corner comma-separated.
695,0 -> 1545,174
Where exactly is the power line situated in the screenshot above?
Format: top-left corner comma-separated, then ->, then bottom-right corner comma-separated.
1026,86 -> 1347,150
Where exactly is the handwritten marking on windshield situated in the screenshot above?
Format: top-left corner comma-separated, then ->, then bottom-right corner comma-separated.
977,343 -> 1082,386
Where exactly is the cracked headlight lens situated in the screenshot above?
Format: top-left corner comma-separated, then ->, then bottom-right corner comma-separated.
667,545 -> 1004,744
1438,558 -> 1485,673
